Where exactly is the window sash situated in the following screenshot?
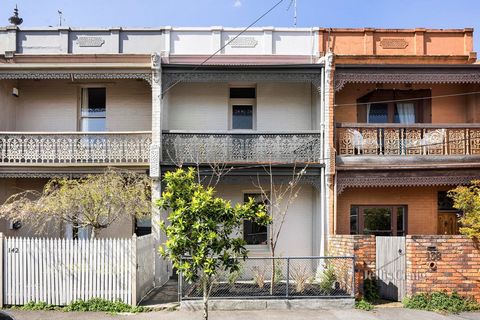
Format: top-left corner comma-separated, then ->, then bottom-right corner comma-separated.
351,205 -> 407,236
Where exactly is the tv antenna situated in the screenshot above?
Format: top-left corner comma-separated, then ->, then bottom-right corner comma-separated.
287,0 -> 297,27
58,10 -> 63,26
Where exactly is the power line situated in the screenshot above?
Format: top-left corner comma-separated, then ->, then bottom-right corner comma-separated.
161,0 -> 285,96
334,91 -> 480,107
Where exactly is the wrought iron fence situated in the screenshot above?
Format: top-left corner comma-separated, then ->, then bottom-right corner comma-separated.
179,256 -> 355,300
0,132 -> 151,165
162,131 -> 322,165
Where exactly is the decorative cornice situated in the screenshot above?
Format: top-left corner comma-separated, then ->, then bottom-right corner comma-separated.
334,71 -> 480,92
0,72 -> 152,85
162,71 -> 323,92
337,172 -> 480,194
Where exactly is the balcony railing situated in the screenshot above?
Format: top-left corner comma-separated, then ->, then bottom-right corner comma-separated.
162,131 -> 322,164
336,123 -> 480,156
0,132 -> 151,165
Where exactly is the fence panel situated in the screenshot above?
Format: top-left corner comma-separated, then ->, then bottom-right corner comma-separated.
180,256 -> 355,300
136,234 -> 155,303
3,236 -> 134,306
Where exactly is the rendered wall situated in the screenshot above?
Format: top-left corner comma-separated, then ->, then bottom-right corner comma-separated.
12,79 -> 151,132
215,183 -> 314,257
165,82 -> 313,131
0,80 -> 18,131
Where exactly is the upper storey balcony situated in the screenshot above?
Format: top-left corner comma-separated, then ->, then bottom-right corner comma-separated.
0,69 -> 153,174
334,66 -> 480,170
159,65 -> 325,166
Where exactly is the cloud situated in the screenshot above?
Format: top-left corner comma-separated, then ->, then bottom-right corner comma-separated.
233,0 -> 242,7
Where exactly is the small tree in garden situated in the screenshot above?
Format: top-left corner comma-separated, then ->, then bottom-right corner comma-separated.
253,163 -> 307,294
448,180 -> 480,239
157,168 -> 270,320
0,169 -> 151,239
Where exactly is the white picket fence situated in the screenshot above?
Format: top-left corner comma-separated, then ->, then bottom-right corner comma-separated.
0,234 -> 156,307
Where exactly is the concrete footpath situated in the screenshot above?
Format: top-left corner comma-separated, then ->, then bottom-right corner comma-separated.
3,308 -> 480,320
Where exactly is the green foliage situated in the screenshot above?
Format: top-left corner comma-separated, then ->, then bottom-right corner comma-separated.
16,301 -> 58,311
363,278 -> 379,302
448,181 -> 480,238
227,263 -> 244,287
157,167 -> 271,283
273,260 -> 284,285
355,298 -> 374,311
319,264 -> 337,292
403,292 -> 480,314
64,298 -> 145,313
13,299 -> 146,313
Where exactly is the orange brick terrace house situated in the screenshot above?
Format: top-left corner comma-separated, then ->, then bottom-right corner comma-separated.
325,28 -> 480,302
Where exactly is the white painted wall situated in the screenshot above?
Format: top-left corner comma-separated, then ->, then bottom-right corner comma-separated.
12,80 -> 151,132
215,183 -> 315,257
165,82 -> 313,131
107,80 -> 152,131
0,80 -> 18,131
2,27 -> 318,56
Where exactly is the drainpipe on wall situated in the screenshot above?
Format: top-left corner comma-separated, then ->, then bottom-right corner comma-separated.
322,52 -> 334,255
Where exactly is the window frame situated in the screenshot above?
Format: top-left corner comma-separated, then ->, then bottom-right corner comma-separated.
78,86 -> 107,132
229,86 -> 257,130
356,89 -> 432,124
350,205 -> 408,236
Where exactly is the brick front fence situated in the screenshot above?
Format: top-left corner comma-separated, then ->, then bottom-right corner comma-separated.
407,235 -> 480,302
329,235 -> 480,302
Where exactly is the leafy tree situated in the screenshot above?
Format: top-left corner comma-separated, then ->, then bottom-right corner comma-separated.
0,169 -> 151,239
448,180 -> 480,239
157,168 -> 270,320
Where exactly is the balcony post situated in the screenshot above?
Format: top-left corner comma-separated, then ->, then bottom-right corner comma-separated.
150,52 -> 168,286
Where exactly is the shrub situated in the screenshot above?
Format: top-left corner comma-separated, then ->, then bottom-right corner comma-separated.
14,298 -> 146,313
319,264 -> 337,292
355,298 -> 374,311
64,298 -> 145,313
403,292 -> 480,314
252,266 -> 266,289
290,265 -> 313,293
363,278 -> 379,302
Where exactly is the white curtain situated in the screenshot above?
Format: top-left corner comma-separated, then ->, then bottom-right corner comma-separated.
396,103 -> 415,124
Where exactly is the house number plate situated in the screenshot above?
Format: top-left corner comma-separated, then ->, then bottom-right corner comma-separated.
8,248 -> 19,253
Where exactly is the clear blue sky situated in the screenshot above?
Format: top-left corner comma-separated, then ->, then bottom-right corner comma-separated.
2,0 -> 479,52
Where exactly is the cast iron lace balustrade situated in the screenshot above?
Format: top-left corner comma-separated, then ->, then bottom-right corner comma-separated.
162,131 -> 322,164
0,132 -> 151,165
336,123 -> 480,156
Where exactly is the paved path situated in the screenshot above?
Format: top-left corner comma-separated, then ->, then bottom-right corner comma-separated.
139,279 -> 178,307
4,308 -> 480,320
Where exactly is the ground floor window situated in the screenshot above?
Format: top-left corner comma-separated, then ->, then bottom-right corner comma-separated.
243,193 -> 268,245
350,205 -> 407,236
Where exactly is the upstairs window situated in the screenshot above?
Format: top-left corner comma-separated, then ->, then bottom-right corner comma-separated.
80,88 -> 106,132
357,89 -> 431,124
230,87 -> 256,130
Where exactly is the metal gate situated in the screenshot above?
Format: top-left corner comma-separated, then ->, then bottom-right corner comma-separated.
375,236 -> 406,301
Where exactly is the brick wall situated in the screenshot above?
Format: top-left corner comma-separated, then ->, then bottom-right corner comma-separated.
329,235 -> 375,297
406,235 -> 480,302
336,186 -> 452,235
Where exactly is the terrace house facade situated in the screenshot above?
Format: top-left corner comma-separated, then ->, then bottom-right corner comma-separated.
330,28 -> 480,237
0,26 -> 333,284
